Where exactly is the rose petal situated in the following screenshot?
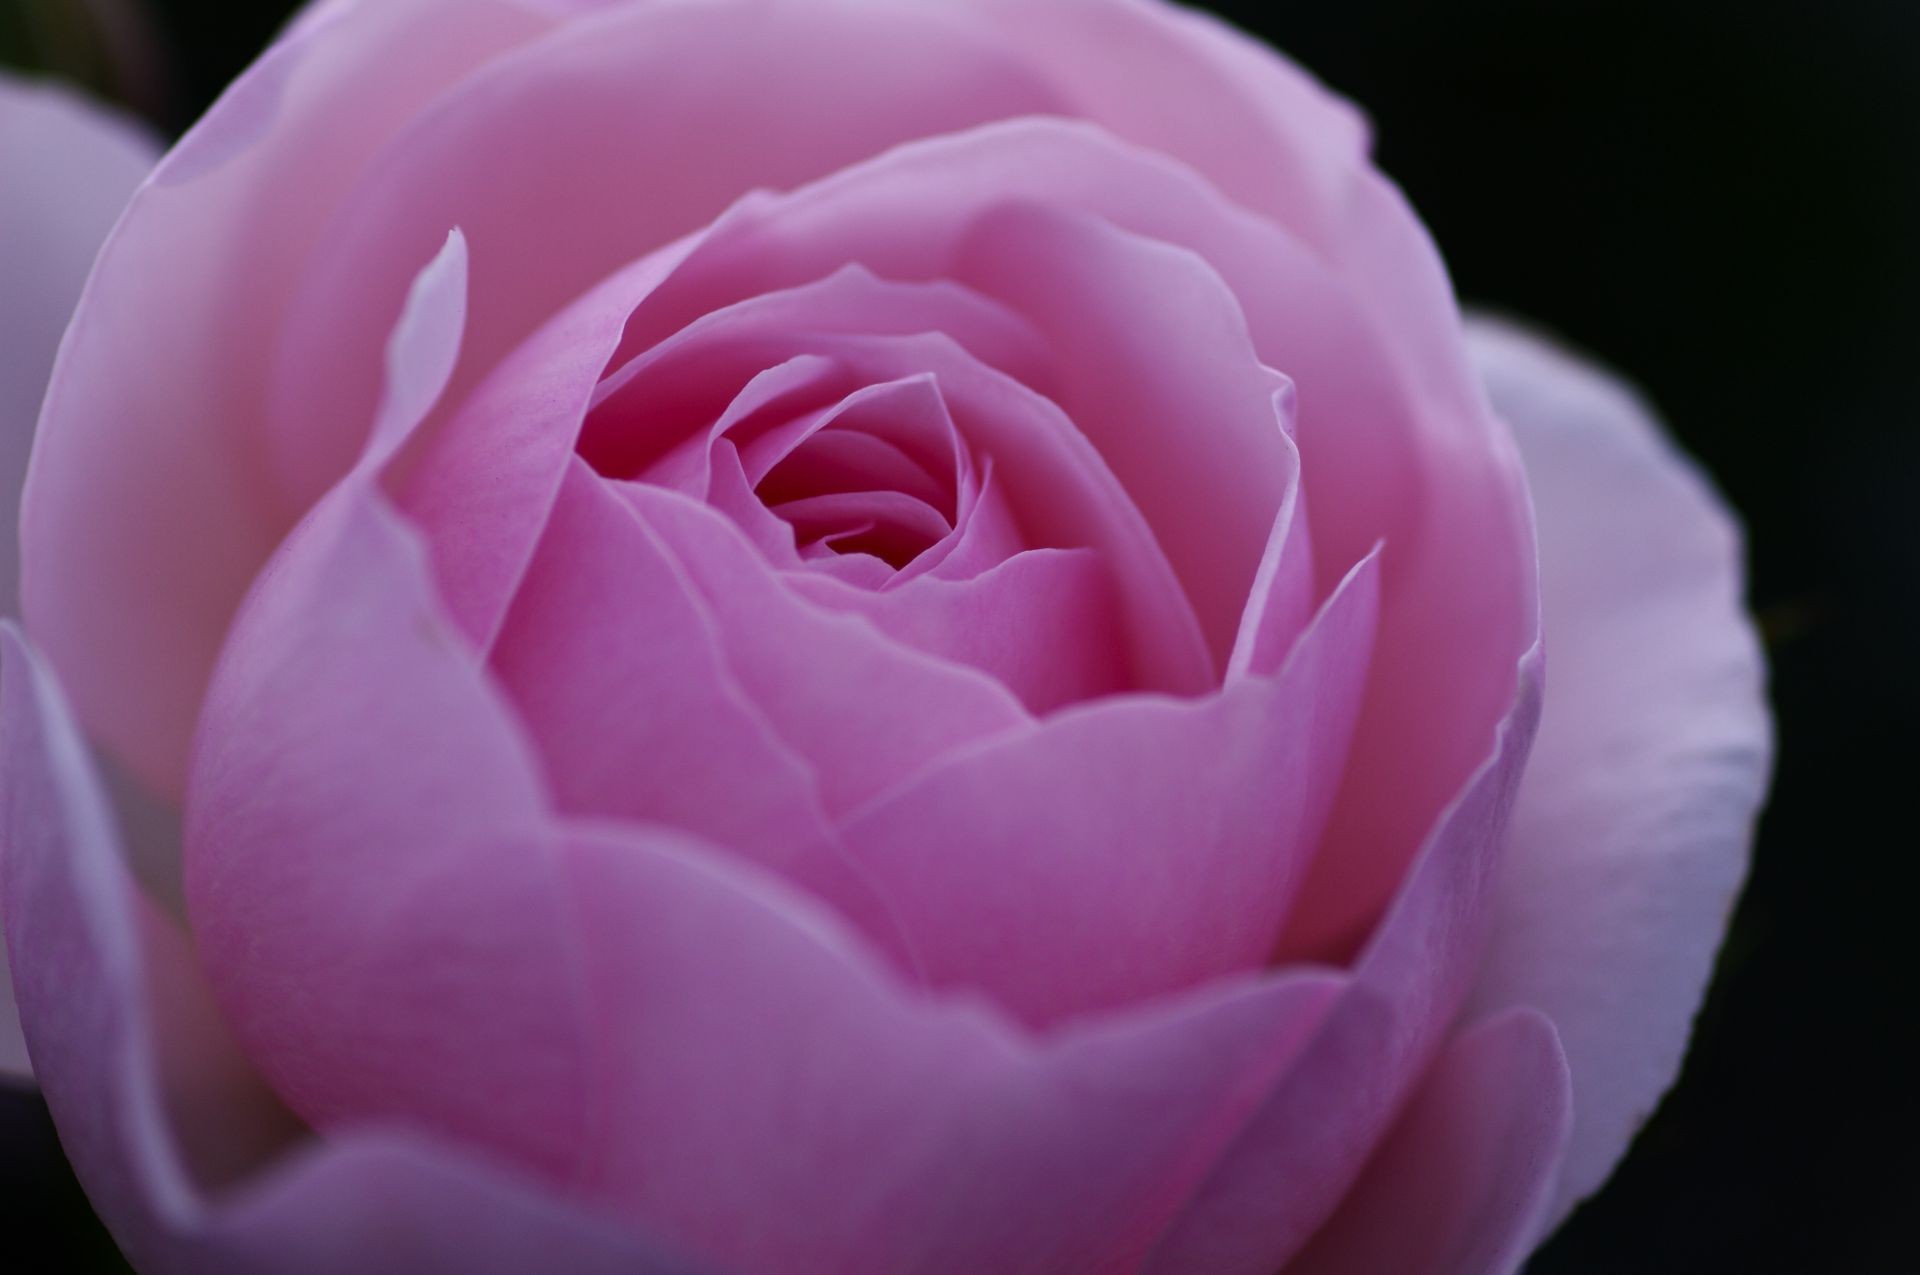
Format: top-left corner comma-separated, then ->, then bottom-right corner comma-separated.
942,0 -> 1369,252
1147,640 -> 1545,1273
619,483 -> 1030,816
22,0 -> 555,795
788,547 -> 1128,715
0,73 -> 157,1081
266,0 -> 1068,513
624,117 -> 1539,948
185,474 -> 592,1175
491,458 -> 866,892
1462,317 -> 1772,1227
559,820 -> 1347,1274
832,550 -> 1381,1027
950,199 -> 1301,670
0,74 -> 157,617
2,626 -> 705,1272
1286,1009 -> 1573,1275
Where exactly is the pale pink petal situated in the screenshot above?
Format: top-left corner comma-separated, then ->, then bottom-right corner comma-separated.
0,74 -> 156,1080
184,478 -> 591,1176
833,552 -> 1380,1027
2,627 -> 302,1266
265,0 -> 1067,512
1147,642 -> 1545,1273
22,0 -> 556,796
0,74 -> 156,618
1287,1009 -> 1573,1275
1463,317 -> 1771,1226
559,820 -> 1347,1274
941,0 -> 1370,252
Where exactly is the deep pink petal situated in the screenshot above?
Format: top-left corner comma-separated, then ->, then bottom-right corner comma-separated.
833,551 -> 1380,1027
1463,318 -> 1771,1226
559,820 -> 1347,1274
1147,641 -> 1545,1274
1287,1009 -> 1573,1275
21,0 -> 555,796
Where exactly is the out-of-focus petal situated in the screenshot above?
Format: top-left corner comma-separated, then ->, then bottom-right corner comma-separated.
0,74 -> 157,616
1463,317 -> 1771,1227
1287,1009 -> 1573,1275
0,75 -> 157,1079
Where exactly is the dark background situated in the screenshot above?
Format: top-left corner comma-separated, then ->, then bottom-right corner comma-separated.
3,0 -> 1915,1269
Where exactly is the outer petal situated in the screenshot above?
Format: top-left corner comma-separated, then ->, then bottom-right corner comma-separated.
266,0 -> 1066,510
2,628 -> 704,1274
1147,642 -> 1544,1274
1287,1009 -> 1573,1275
0,75 -> 157,616
22,0 -> 557,796
0,73 -> 157,1080
558,820 -> 1347,1275
1463,318 -> 1771,1226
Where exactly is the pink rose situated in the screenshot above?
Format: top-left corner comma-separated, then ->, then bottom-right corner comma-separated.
1,3 -> 1771,1272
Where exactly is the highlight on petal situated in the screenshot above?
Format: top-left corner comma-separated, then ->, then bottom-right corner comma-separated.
1463,316 -> 1771,1227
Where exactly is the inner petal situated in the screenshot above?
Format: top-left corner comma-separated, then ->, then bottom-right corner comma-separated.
770,490 -> 954,570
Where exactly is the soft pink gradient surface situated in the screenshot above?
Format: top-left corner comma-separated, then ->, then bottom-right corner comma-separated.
2,1 -> 1769,1271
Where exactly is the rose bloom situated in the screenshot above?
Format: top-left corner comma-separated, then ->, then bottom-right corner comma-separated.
0,2 -> 1770,1272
